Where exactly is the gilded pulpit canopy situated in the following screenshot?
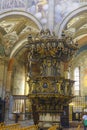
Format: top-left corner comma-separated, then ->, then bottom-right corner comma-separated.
26,29 -> 78,127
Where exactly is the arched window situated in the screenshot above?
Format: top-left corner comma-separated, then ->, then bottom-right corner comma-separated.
74,67 -> 80,96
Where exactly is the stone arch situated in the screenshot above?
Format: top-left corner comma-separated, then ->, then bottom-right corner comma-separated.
55,5 -> 87,38
10,39 -> 27,58
0,10 -> 43,58
0,10 -> 42,99
0,10 -> 42,29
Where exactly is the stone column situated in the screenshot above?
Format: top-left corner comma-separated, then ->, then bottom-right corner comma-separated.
47,0 -> 54,30
5,58 -> 14,122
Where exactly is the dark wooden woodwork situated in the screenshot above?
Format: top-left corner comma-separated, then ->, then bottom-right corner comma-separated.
61,105 -> 69,128
0,98 -> 5,122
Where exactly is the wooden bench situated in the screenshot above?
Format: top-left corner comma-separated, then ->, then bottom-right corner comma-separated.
0,123 -> 4,127
21,125 -> 38,130
0,123 -> 21,130
48,125 -> 58,130
0,123 -> 38,130
76,125 -> 80,130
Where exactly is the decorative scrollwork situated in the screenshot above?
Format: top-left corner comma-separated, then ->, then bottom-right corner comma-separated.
27,29 -> 78,62
3,31 -> 18,56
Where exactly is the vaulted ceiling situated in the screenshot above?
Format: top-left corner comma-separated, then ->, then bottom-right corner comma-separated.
0,15 -> 41,60
0,11 -> 87,63
65,12 -> 87,44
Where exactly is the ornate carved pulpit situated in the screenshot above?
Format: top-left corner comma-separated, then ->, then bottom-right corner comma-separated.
26,29 -> 78,128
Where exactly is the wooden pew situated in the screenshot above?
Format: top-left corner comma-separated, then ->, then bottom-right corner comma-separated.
0,123 -> 38,130
0,123 -> 4,127
1,123 -> 21,130
21,125 -> 38,130
48,125 -> 58,130
76,124 -> 80,130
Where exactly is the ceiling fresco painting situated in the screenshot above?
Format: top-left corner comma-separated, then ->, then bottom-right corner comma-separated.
27,0 -> 48,25
54,0 -> 80,24
0,0 -> 87,25
0,0 -> 26,9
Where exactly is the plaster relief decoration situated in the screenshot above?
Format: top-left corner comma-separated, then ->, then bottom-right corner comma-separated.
0,20 -> 19,33
0,0 -> 26,10
64,28 -> 76,37
3,31 -> 18,56
20,26 -> 39,36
